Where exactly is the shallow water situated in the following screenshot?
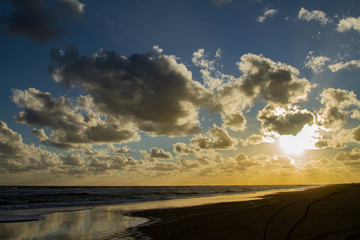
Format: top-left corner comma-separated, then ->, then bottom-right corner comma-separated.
0,187 -> 311,240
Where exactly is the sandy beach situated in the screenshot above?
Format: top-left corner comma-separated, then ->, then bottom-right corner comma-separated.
133,184 -> 360,240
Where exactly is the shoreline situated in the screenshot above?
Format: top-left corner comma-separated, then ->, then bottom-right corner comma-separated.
132,183 -> 360,240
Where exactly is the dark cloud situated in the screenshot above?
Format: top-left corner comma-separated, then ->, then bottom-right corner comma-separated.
222,113 -> 246,131
60,152 -> 84,166
149,147 -> 172,159
12,88 -> 139,149
0,0 -> 84,42
88,154 -> 140,172
173,142 -> 195,154
236,54 -> 313,105
353,127 -> 360,142
49,47 -> 209,136
257,104 -> 314,135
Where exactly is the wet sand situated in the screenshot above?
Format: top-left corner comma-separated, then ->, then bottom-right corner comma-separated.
132,184 -> 360,240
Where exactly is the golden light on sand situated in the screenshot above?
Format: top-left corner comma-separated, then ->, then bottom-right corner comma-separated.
279,124 -> 318,155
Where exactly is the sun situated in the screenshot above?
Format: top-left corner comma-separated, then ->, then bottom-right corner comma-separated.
279,124 -> 318,155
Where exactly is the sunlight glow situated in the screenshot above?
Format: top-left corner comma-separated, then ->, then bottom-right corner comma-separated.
279,124 -> 319,155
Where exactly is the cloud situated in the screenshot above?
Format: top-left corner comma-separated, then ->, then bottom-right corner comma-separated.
108,144 -> 132,154
60,152 -> 85,166
256,8 -> 279,23
206,53 -> 313,131
190,125 -> 237,149
12,88 -> 139,149
0,0 -> 84,42
257,104 -> 314,136
304,51 -> 330,73
211,0 -> 232,7
316,88 -> 360,130
236,53 -> 313,105
222,113 -> 246,131
297,7 -> 331,25
49,47 -> 209,137
314,129 -> 352,149
328,59 -> 360,72
192,48 -> 234,90
0,121 -> 61,173
334,148 -> 360,162
87,154 -> 140,172
336,17 -> 360,32
240,133 -> 275,146
173,142 -> 196,154
352,127 -> 360,142
149,147 -> 172,159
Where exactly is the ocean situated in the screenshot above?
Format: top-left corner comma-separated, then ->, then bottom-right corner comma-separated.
0,185 -> 311,239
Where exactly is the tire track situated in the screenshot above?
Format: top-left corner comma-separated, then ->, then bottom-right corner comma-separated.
263,203 -> 293,240
285,192 -> 337,240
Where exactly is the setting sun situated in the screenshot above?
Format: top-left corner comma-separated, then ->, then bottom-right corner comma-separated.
279,124 -> 318,155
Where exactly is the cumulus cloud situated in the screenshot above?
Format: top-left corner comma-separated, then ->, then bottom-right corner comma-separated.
87,154 -> 140,172
352,127 -> 360,142
336,17 -> 360,32
0,121 -> 61,173
236,53 -> 313,105
190,125 -> 237,149
173,142 -> 196,154
108,144 -> 132,154
0,0 -> 84,42
149,147 -> 172,159
256,8 -> 279,23
304,51 -> 330,73
240,133 -> 275,146
12,88 -> 139,149
60,152 -> 85,166
49,47 -> 209,136
257,104 -> 314,136
192,48 -> 235,90
316,88 -> 360,130
334,148 -> 360,167
328,59 -> 360,72
297,7 -> 331,25
207,53 -> 313,131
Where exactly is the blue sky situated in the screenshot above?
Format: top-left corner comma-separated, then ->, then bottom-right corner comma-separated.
1,0 -> 360,185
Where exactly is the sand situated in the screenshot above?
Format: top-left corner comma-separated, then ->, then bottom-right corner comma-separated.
132,184 -> 360,240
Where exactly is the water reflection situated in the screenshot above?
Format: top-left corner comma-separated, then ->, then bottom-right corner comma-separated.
0,187 -> 309,240
0,208 -> 147,240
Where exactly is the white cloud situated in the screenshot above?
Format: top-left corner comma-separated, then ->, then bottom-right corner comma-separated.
304,52 -> 330,73
0,121 -> 61,173
257,8 -> 279,23
328,59 -> 360,72
298,7 -> 331,25
337,17 -> 360,32
317,88 -> 360,130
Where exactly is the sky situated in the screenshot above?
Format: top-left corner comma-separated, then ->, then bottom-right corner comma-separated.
1,0 -> 360,186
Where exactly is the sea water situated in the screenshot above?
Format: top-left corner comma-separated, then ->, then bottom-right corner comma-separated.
0,185 -> 311,239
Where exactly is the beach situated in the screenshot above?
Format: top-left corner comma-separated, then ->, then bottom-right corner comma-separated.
133,184 -> 360,240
